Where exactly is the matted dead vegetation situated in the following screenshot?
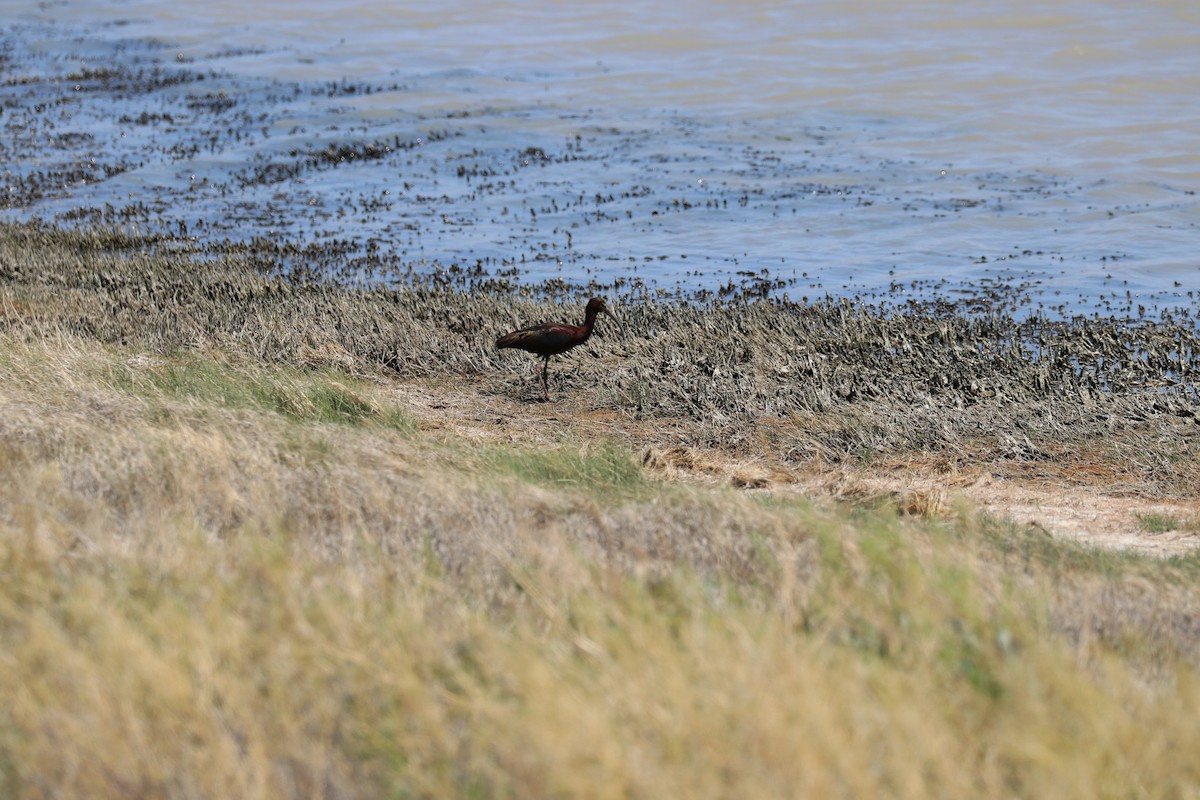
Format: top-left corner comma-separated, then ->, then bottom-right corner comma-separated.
4,218 -> 1197,549
2,220 -> 1198,496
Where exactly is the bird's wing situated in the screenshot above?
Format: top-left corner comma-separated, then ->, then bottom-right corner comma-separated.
495,323 -> 576,350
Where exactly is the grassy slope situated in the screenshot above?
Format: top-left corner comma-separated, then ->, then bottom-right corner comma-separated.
2,223 -> 1200,797
1,331 -> 1199,798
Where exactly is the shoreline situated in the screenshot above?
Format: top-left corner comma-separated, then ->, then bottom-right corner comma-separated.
3,17 -> 1198,317
2,220 -> 1198,553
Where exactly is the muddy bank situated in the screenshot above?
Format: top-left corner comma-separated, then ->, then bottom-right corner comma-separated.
3,221 -> 1198,501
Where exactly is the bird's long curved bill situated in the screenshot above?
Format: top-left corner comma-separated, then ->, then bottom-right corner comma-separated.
601,308 -> 627,338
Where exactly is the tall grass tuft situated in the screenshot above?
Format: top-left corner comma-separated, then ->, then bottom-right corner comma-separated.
483,441 -> 647,498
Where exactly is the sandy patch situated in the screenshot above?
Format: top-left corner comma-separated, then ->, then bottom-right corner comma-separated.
386,377 -> 1200,557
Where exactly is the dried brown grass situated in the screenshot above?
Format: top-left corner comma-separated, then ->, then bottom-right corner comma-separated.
3,224 -> 1200,797
1,329 -> 1200,798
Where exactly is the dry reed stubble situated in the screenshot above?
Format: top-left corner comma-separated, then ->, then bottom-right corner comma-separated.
3,221 -> 1199,497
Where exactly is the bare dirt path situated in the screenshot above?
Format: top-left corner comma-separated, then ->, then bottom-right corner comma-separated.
387,377 -> 1200,558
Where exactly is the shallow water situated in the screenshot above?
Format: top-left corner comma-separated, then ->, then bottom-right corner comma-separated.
2,0 -> 1198,317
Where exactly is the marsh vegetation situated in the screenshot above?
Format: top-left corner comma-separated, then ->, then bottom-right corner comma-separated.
2,222 -> 1199,797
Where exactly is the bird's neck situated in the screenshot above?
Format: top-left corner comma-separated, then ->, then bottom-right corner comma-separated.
580,311 -> 599,337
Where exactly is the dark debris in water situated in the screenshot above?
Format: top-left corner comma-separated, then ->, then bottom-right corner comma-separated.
2,21 -> 1197,320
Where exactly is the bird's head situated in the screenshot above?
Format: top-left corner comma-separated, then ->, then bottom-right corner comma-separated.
586,297 -> 626,337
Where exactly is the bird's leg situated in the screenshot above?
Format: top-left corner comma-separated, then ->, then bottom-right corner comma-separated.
541,356 -> 551,402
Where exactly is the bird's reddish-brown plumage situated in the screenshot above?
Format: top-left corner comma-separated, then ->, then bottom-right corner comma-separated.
495,297 -> 622,401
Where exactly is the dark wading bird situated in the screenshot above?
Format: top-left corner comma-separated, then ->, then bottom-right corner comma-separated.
495,297 -> 625,401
